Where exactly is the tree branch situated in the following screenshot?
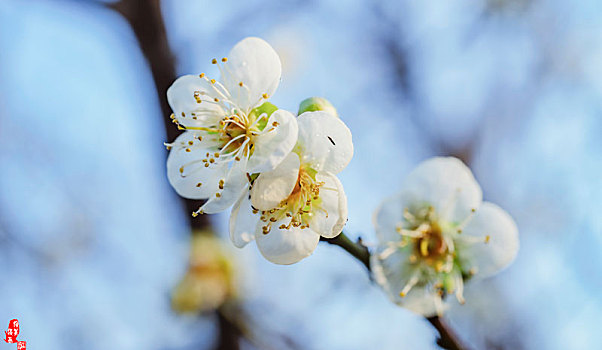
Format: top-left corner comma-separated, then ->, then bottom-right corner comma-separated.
427,316 -> 469,350
321,232 -> 370,270
109,0 -> 210,229
106,1 -> 238,349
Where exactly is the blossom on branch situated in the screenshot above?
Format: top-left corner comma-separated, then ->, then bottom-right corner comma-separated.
165,37 -> 298,214
371,157 -> 519,316
229,111 -> 354,264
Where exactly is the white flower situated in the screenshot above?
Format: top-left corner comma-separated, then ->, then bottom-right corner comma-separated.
371,157 -> 519,316
165,37 -> 298,214
229,111 -> 354,264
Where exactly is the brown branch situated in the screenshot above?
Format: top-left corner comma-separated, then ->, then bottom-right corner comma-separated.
321,232 -> 370,270
105,1 -> 238,349
427,316 -> 469,350
109,0 -> 210,229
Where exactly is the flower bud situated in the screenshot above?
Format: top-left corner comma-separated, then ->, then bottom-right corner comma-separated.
298,97 -> 338,117
171,232 -> 237,314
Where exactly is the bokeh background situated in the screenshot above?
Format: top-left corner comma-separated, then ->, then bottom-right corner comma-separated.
1,0 -> 601,349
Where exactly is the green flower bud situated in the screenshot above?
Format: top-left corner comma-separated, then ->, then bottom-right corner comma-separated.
298,97 -> 338,117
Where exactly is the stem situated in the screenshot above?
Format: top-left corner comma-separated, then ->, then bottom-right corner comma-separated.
321,232 -> 370,270
322,233 -> 468,350
427,316 -> 468,350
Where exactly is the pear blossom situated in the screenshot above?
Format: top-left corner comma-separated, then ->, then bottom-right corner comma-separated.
229,111 -> 353,264
371,157 -> 519,316
165,37 -> 298,214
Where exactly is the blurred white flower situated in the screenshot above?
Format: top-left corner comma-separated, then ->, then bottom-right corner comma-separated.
371,157 -> 519,316
165,37 -> 298,214
229,111 -> 354,264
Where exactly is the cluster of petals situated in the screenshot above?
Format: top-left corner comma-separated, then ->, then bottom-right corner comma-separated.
165,37 -> 353,264
371,157 -> 519,316
230,111 -> 353,264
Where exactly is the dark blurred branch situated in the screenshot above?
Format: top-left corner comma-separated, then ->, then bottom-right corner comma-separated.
108,0 -> 210,230
370,2 -> 477,165
104,1 -> 238,349
427,316 -> 469,350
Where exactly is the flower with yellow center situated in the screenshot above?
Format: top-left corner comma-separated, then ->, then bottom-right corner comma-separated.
371,157 -> 519,316
165,37 -> 298,214
229,111 -> 354,264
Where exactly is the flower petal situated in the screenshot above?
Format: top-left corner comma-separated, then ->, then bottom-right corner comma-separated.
373,193 -> 408,244
247,109 -> 299,173
309,172 -> 347,238
167,75 -> 224,128
166,132 -> 225,199
229,191 -> 258,248
462,202 -> 519,278
250,152 -> 300,211
399,286 -> 446,317
222,37 -> 282,111
296,111 -> 353,174
371,251 -> 444,317
255,223 -> 320,265
400,157 -> 482,223
200,156 -> 249,214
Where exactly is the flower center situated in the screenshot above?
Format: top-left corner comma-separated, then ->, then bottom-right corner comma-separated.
257,167 -> 325,234
383,205 -> 493,311
414,223 -> 448,260
396,207 -> 454,272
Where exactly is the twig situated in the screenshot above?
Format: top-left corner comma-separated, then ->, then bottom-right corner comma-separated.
321,232 -> 371,270
427,316 -> 468,350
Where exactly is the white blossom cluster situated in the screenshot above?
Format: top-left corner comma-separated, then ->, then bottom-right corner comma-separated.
165,37 -> 353,265
165,37 -> 519,315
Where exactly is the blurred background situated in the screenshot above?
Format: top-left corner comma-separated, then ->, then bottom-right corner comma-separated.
0,0 -> 600,349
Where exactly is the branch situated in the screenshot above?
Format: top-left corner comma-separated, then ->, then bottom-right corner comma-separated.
427,316 -> 469,350
109,0 -> 210,229
321,232 -> 370,270
105,1 -> 238,348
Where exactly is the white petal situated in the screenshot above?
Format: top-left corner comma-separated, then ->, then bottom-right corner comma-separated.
222,37 -> 282,111
462,202 -> 519,278
371,251 -> 444,317
229,191 -> 258,248
373,193 -> 407,244
309,172 -> 347,238
166,132 -> 225,199
400,157 -> 482,224
200,156 -> 249,214
255,223 -> 320,265
167,75 -> 224,128
247,109 -> 299,173
296,111 -> 353,174
400,286 -> 446,317
250,153 -> 300,211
